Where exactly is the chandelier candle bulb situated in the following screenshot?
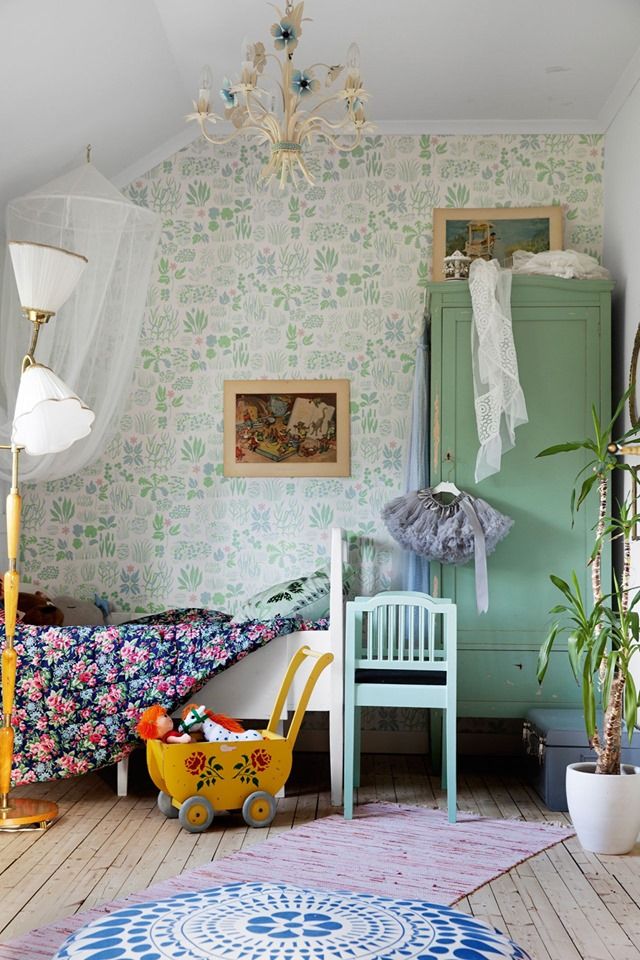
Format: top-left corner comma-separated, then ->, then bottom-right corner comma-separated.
346,42 -> 360,70
198,66 -> 212,114
186,0 -> 371,187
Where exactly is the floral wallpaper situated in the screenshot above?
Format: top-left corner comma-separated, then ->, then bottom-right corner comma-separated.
21,133 -> 605,617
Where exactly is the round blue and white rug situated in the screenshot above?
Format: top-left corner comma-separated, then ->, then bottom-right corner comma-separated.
53,881 -> 531,959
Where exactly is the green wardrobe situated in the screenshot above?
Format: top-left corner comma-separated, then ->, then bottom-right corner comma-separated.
428,276 -> 613,718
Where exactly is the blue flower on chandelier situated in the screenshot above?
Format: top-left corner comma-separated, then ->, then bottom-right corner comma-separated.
271,18 -> 299,51
219,77 -> 236,109
291,69 -> 319,98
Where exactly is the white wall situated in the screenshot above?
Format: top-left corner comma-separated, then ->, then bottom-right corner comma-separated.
603,82 -> 640,694
603,80 -> 640,378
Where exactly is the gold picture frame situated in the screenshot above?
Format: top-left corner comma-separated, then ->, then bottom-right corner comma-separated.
432,205 -> 563,281
223,379 -> 351,477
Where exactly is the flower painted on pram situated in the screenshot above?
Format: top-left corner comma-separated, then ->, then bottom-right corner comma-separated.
185,751 -> 207,776
251,747 -> 271,772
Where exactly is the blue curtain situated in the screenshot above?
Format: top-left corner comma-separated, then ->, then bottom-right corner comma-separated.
401,313 -> 430,591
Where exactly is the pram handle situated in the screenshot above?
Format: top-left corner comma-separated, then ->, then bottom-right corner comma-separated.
265,645 -> 333,747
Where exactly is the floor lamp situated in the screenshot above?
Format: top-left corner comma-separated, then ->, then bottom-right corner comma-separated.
0,240 -> 94,830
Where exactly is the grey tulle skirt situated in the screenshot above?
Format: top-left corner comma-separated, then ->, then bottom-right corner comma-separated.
382,488 -> 513,565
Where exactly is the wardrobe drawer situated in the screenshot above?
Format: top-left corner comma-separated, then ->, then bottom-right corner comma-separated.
456,649 -> 579,715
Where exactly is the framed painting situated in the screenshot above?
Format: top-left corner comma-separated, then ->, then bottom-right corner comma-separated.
432,205 -> 563,280
223,379 -> 351,477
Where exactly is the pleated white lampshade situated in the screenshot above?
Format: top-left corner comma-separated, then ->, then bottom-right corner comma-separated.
12,364 -> 95,455
8,241 -> 88,314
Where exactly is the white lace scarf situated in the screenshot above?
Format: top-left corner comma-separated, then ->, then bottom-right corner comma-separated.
469,259 -> 528,483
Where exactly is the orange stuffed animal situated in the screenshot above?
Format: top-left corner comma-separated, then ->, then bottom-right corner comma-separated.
136,705 -> 192,744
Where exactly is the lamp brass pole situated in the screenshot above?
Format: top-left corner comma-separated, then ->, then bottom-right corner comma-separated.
0,443 -> 57,829
608,442 -> 640,456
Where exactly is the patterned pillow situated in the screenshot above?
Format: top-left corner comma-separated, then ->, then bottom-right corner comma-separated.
231,564 -> 355,624
231,569 -> 330,623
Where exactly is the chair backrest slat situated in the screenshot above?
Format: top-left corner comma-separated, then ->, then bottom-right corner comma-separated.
348,591 -> 456,672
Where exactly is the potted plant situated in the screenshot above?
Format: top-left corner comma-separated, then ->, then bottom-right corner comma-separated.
537,396 -> 640,854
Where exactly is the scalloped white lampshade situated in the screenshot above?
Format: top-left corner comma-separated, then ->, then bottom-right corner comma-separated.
8,241 -> 88,314
12,364 -> 95,456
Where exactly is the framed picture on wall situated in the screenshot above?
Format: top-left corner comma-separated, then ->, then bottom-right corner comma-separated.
431,205 -> 563,280
223,379 -> 351,477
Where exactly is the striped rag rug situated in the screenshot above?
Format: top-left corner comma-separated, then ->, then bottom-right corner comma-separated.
0,801 -> 572,959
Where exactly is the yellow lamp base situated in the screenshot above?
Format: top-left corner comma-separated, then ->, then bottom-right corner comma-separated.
0,797 -> 58,831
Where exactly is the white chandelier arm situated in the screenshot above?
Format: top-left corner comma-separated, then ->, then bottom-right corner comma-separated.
312,126 -> 364,152
300,113 -> 356,134
198,117 -> 268,147
243,93 -> 282,141
304,61 -> 338,74
299,92 -> 350,116
298,111 -> 363,140
282,57 -> 298,132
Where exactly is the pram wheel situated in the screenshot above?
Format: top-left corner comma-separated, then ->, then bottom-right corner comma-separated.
242,790 -> 277,828
157,790 -> 178,819
179,795 -> 215,832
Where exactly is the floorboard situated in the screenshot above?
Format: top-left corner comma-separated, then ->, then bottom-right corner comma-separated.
1,753 -> 640,960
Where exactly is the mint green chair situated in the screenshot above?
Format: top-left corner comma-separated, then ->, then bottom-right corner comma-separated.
343,591 -> 457,822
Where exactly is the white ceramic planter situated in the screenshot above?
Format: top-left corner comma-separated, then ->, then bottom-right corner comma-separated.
566,762 -> 640,854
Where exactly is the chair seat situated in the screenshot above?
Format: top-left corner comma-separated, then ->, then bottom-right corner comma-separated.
354,668 -> 446,685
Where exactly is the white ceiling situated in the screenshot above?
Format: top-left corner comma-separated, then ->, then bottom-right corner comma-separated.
1,0 -> 640,219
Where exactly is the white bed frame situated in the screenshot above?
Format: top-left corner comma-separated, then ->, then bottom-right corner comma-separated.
117,527 -> 346,806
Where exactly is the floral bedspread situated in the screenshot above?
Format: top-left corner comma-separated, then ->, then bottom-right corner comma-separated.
3,608 -> 327,786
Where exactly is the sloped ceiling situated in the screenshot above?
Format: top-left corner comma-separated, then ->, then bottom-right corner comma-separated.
1,0 -> 640,219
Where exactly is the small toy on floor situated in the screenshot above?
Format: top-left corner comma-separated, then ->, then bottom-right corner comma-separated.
136,705 -> 192,744
180,704 -> 262,742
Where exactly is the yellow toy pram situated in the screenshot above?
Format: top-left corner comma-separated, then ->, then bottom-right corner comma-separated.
146,646 -> 333,832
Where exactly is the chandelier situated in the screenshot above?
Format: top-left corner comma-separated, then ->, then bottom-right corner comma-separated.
187,2 -> 370,188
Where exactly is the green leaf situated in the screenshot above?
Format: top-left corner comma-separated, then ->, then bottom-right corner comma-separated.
550,574 -> 573,603
582,656 -> 597,738
592,629 -> 608,668
536,442 -> 586,457
625,673 -> 638,740
537,627 -> 558,683
567,633 -> 580,682
576,473 -> 598,510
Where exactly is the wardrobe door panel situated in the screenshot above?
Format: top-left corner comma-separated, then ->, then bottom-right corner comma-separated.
429,278 -> 611,715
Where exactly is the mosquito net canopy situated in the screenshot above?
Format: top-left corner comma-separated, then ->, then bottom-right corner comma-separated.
0,162 -> 160,482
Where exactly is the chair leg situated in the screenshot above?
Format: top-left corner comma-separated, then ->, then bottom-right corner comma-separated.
445,705 -> 457,824
343,692 -> 356,819
430,711 -> 442,776
353,706 -> 362,788
440,713 -> 447,789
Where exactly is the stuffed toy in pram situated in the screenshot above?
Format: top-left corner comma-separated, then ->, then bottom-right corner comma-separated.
180,704 -> 262,742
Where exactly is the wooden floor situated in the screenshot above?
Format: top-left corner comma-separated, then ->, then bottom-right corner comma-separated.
1,753 -> 640,959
